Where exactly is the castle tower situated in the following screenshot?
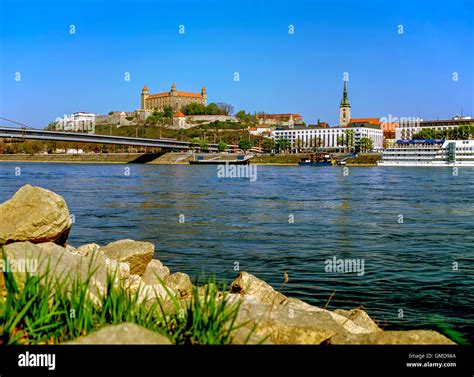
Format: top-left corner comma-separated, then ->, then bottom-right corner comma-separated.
201,86 -> 207,104
141,85 -> 149,110
339,80 -> 351,126
170,83 -> 177,96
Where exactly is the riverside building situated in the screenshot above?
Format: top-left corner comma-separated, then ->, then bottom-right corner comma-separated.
271,124 -> 383,151
56,112 -> 96,133
271,80 -> 383,151
395,117 -> 473,140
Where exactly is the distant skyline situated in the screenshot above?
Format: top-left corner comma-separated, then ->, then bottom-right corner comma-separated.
0,0 -> 473,129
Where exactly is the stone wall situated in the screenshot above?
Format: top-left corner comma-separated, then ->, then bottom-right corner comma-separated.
185,115 -> 238,124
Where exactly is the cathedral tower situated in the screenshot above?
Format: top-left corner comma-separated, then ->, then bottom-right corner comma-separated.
339,80 -> 351,126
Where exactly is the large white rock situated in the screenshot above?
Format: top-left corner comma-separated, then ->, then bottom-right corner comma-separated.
66,323 -> 172,344
100,239 -> 154,276
141,259 -> 170,285
164,272 -> 193,298
329,330 -> 456,345
0,185 -> 72,246
230,272 -> 287,305
1,241 -> 107,298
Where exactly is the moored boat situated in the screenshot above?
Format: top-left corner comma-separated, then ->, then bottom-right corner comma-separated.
378,139 -> 474,167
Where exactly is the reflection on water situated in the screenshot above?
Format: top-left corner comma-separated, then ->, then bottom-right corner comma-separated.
0,163 -> 473,343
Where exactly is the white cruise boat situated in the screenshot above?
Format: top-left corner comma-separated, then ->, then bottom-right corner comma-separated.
378,139 -> 474,167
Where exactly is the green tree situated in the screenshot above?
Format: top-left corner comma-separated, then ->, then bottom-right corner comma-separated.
413,128 -> 437,139
163,106 -> 174,119
344,129 -> 355,151
236,110 -> 247,121
276,138 -> 290,153
145,115 -> 161,125
294,138 -> 304,152
199,141 -> 209,152
217,141 -> 228,152
262,138 -> 275,152
182,102 -> 207,115
206,103 -> 220,115
238,139 -> 251,152
359,137 -> 373,152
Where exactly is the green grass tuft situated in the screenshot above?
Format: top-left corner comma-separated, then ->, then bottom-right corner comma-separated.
0,248 -> 258,345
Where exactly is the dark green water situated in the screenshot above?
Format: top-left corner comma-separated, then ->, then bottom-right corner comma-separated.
0,163 -> 473,343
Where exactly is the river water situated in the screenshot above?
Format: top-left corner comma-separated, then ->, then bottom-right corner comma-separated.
0,163 -> 473,343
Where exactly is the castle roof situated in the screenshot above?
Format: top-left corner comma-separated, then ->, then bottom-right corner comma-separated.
174,111 -> 185,117
177,91 -> 201,98
147,92 -> 169,99
142,84 -> 149,91
147,91 -> 202,99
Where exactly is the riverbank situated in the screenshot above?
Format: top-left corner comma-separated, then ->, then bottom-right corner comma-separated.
0,152 -> 381,166
0,185 -> 457,345
0,153 -> 162,164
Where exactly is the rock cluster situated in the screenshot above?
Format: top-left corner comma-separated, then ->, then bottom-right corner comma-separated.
0,185 -> 457,345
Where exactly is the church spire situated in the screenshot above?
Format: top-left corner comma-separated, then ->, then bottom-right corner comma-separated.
339,80 -> 351,126
340,80 -> 350,107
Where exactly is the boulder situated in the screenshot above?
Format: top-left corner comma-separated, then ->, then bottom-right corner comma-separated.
235,298 -> 335,344
124,274 -> 143,295
0,185 -> 72,246
164,272 -> 193,298
100,239 -> 153,276
334,308 -> 381,333
233,294 -> 380,344
65,245 -> 77,254
141,259 -> 170,285
230,272 -> 287,305
329,330 -> 456,345
66,323 -> 172,344
76,243 -> 102,257
230,326 -> 273,345
105,258 -> 130,281
137,284 -> 169,305
2,241 -> 107,298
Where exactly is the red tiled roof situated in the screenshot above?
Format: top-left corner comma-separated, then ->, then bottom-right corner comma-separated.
147,92 -> 169,98
174,111 -> 185,117
348,118 -> 380,125
147,91 -> 201,99
176,91 -> 201,98
142,85 -> 149,91
256,113 -> 302,119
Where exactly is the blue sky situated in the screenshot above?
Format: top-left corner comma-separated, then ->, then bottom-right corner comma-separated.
0,0 -> 473,128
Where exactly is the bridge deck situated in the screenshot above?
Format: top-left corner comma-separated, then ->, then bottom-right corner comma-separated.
0,126 -> 218,151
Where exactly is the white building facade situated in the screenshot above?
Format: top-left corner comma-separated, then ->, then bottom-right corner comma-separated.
56,112 -> 96,133
272,126 -> 384,151
395,118 -> 472,140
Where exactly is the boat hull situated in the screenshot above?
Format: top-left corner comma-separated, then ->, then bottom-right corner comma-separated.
189,159 -> 250,165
